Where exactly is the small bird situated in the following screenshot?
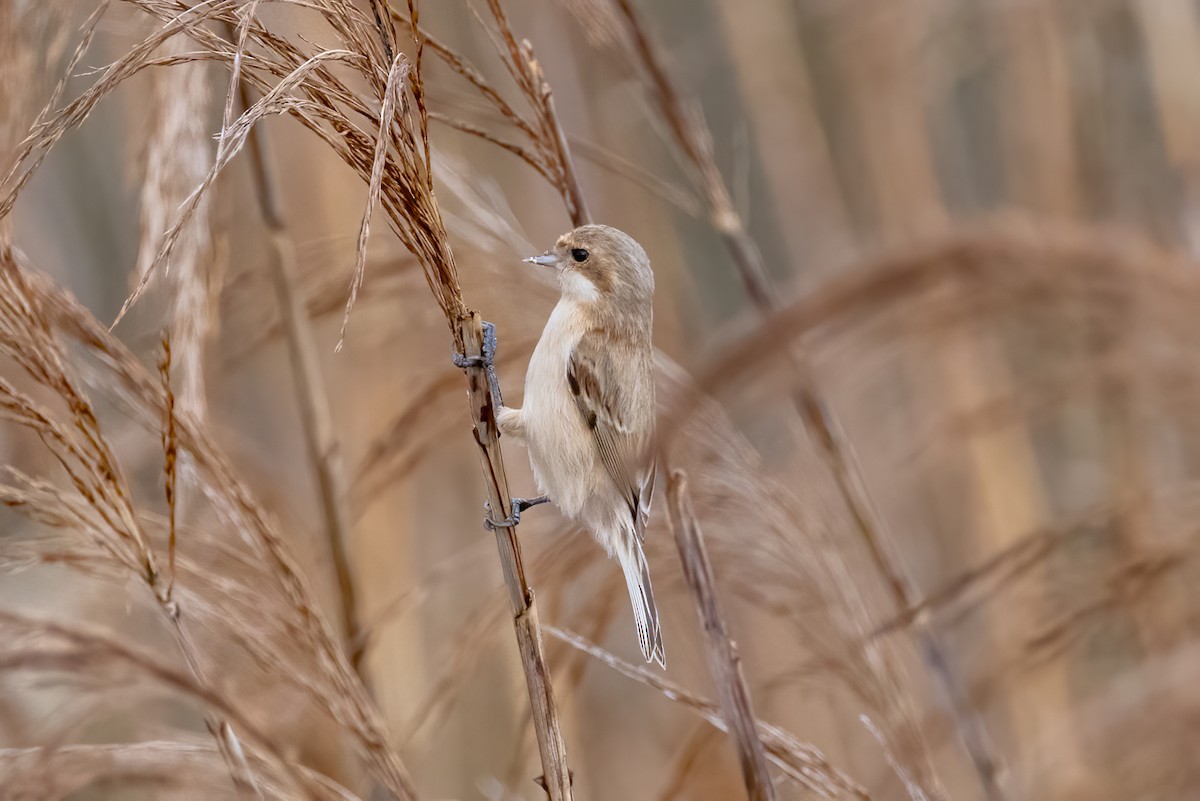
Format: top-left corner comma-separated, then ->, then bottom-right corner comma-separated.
497,224 -> 664,666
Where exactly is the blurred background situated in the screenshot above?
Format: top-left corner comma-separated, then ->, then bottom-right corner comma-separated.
4,1 -> 1200,799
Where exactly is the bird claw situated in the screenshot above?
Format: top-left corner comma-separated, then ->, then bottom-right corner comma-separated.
451,351 -> 484,369
453,321 -> 504,409
451,320 -> 498,369
483,499 -> 518,531
483,495 -> 550,531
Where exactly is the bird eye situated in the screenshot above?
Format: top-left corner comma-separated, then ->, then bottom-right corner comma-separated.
571,248 -> 589,263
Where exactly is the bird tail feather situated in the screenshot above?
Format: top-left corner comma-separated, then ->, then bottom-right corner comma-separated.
616,531 -> 665,667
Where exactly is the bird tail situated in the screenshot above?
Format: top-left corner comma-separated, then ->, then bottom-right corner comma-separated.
616,530 -> 665,667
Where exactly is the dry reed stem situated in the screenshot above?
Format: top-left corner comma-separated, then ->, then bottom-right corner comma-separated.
666,470 -> 775,801
230,37 -> 365,679
457,312 -> 573,800
137,29 -> 218,419
609,2 -> 967,796
340,4 -> 575,791
505,570 -> 623,788
546,626 -> 868,800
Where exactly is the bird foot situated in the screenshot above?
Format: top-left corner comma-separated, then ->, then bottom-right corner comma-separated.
483,495 -> 550,531
452,321 -> 504,409
450,320 -> 497,368
450,351 -> 483,369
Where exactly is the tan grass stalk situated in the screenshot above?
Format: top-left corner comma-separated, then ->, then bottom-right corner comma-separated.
137,32 -> 217,418
456,312 -> 573,800
666,470 -> 775,801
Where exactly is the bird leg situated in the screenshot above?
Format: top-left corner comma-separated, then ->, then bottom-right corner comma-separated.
452,320 -> 504,410
483,495 -> 551,531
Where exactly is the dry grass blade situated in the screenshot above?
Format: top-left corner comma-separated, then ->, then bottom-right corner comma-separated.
666,470 -> 775,801
159,333 -> 178,604
340,52 -> 409,350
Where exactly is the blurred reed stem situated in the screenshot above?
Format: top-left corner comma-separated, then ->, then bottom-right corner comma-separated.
232,59 -> 365,679
667,470 -> 775,801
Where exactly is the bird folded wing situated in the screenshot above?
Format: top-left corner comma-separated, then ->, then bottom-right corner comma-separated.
566,334 -> 655,537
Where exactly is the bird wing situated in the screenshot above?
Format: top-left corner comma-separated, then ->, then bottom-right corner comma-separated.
566,332 -> 656,538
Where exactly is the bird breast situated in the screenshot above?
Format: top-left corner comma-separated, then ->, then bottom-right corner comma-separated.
522,299 -> 597,518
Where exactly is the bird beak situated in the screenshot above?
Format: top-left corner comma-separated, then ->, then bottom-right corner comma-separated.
523,252 -> 557,268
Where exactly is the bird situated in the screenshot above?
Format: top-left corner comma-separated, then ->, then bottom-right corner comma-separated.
496,224 -> 664,667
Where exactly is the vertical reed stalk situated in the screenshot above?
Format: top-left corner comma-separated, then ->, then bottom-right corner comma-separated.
667,470 -> 775,801
457,312 -> 573,801
233,71 -> 365,678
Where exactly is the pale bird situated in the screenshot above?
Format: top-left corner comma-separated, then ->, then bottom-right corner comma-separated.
497,224 -> 664,667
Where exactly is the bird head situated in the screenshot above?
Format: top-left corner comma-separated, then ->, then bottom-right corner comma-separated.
524,224 -> 654,306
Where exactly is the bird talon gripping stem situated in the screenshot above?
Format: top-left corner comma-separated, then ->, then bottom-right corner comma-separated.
450,320 -> 497,369
483,498 -> 518,531
450,351 -> 484,369
454,320 -> 504,409
483,495 -> 550,531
